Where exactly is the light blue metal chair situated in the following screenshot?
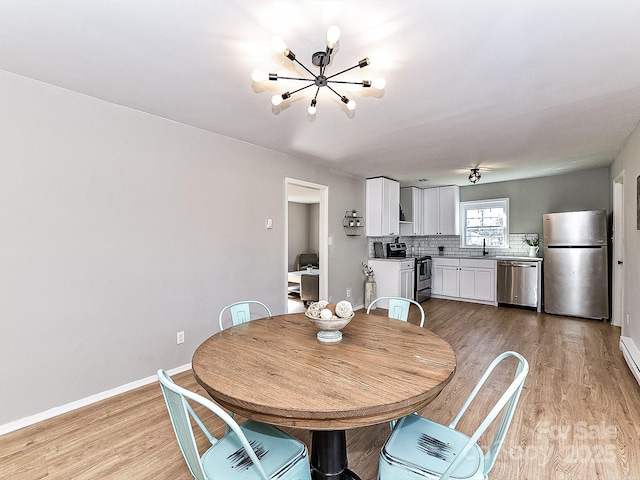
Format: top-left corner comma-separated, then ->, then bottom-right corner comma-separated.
367,296 -> 425,328
367,296 -> 427,430
378,351 -> 529,480
218,300 -> 272,331
157,370 -> 311,480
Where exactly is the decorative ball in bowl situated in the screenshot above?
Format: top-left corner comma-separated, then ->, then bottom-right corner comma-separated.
305,300 -> 354,343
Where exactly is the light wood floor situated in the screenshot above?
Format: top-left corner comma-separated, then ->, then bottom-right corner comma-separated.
287,294 -> 306,313
3,299 -> 640,479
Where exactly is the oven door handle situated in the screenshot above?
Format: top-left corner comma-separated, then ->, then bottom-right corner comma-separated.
417,260 -> 431,277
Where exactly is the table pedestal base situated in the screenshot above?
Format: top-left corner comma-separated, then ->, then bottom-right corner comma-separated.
311,430 -> 361,480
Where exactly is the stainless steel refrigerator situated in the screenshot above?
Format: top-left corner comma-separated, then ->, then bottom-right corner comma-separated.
543,210 -> 609,319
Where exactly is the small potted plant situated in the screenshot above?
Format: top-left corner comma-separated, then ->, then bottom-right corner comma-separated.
306,263 -> 314,273
351,209 -> 358,217
438,246 -> 445,256
523,235 -> 539,257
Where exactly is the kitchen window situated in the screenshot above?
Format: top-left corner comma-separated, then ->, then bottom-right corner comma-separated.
459,198 -> 509,248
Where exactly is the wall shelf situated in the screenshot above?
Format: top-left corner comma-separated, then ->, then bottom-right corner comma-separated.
343,211 -> 364,236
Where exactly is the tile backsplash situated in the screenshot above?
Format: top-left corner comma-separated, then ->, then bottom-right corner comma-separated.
368,233 -> 542,258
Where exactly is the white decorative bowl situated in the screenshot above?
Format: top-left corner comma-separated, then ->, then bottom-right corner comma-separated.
305,311 -> 354,343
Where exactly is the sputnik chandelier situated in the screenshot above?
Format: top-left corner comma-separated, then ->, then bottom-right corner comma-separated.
251,25 -> 385,115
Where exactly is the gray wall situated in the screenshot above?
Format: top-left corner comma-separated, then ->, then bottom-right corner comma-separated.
309,203 -> 320,254
0,70 -> 368,426
610,123 -> 640,344
287,202 -> 311,271
460,168 -> 611,236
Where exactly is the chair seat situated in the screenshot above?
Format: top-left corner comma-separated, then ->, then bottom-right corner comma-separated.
201,419 -> 310,479
379,414 -> 485,480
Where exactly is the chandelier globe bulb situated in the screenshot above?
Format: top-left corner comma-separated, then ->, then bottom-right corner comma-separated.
372,78 -> 386,90
271,36 -> 287,55
271,94 -> 284,107
326,25 -> 341,48
251,70 -> 267,83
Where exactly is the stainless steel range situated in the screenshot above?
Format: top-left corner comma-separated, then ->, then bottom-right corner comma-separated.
415,255 -> 432,302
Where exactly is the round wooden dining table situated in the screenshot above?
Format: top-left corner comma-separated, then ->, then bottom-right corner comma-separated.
192,311 -> 456,480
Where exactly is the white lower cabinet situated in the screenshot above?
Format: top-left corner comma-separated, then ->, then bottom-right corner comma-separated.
367,259 -> 415,309
400,267 -> 415,299
432,258 -> 497,305
432,258 -> 459,297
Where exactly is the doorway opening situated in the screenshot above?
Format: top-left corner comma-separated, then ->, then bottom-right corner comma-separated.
285,178 -> 328,313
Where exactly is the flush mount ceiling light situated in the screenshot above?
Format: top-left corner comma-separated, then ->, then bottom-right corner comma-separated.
251,25 -> 385,115
469,168 -> 481,184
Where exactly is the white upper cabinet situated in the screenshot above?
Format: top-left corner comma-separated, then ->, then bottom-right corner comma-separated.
400,187 -> 423,236
422,188 -> 439,235
366,177 -> 400,236
422,186 -> 460,235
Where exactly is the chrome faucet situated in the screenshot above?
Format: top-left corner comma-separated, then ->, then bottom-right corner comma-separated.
482,238 -> 489,256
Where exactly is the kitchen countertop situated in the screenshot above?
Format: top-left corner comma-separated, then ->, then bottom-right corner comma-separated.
368,257 -> 415,262
370,255 -> 543,262
495,256 -> 543,262
430,255 -> 543,262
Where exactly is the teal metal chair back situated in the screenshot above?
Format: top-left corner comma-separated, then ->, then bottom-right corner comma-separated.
218,300 -> 272,331
367,296 -> 425,327
157,370 -> 311,480
378,351 -> 529,480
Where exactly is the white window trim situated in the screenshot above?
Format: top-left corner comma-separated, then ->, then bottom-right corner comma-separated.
459,198 -> 510,248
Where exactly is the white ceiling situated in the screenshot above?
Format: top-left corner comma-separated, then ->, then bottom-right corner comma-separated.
2,1 -> 640,187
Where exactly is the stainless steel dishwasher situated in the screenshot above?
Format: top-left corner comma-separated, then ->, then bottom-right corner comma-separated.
497,260 -> 540,309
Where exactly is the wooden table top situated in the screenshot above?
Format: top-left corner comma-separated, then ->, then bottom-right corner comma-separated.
192,311 -> 456,430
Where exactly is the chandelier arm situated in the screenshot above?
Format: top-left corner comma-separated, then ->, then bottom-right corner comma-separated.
327,79 -> 368,86
287,82 -> 316,96
312,87 -> 320,101
325,64 -> 360,80
319,46 -> 332,77
277,75 -> 316,82
325,84 -> 345,99
292,58 -> 318,79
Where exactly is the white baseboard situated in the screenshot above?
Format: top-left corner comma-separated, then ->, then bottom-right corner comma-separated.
620,336 -> 640,386
0,363 -> 192,436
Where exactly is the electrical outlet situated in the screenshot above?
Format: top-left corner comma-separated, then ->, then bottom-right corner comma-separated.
346,288 -> 352,298
177,331 -> 185,344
